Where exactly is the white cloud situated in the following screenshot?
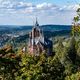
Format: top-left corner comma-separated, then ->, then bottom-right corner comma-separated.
36,3 -> 57,10
0,0 -> 79,15
59,4 -> 80,11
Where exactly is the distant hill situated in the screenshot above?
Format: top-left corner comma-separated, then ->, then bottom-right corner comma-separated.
0,25 -> 71,47
0,25 -> 71,32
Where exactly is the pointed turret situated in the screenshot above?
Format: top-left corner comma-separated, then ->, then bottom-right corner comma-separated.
34,17 -> 39,27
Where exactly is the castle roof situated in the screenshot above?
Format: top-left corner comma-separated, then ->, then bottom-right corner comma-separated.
34,18 -> 39,28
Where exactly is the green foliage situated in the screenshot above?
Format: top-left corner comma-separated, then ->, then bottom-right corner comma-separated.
15,53 -> 64,80
1,37 -> 80,80
73,16 -> 79,23
65,72 -> 80,80
0,45 -> 20,80
67,37 -> 77,64
77,4 -> 80,16
71,5 -> 80,36
0,57 -> 20,80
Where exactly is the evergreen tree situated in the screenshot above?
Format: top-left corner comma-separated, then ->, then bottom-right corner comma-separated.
67,37 -> 77,64
15,52 -> 65,80
71,5 -> 80,36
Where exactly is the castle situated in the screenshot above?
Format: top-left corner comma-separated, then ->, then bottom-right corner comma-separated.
28,19 -> 53,56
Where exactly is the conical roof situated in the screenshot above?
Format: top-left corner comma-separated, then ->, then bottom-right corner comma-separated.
34,17 -> 39,27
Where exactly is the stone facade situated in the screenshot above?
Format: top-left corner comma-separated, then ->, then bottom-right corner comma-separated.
28,19 -> 53,56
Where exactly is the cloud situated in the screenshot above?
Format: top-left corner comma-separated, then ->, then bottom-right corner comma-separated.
0,0 -> 79,17
0,0 -> 79,25
59,4 -> 80,11
36,3 -> 57,10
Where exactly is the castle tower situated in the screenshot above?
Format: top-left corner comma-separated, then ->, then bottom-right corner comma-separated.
28,18 -> 53,56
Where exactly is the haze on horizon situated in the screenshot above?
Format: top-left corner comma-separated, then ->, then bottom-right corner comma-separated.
0,0 -> 80,25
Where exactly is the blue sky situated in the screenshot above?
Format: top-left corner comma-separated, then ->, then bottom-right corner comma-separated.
0,0 -> 80,25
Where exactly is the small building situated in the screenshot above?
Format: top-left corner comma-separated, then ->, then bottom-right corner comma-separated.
28,19 -> 53,56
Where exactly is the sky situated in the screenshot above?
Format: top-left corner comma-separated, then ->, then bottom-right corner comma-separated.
0,0 -> 80,25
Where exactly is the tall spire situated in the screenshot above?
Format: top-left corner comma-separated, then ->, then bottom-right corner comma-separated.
35,17 -> 39,27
